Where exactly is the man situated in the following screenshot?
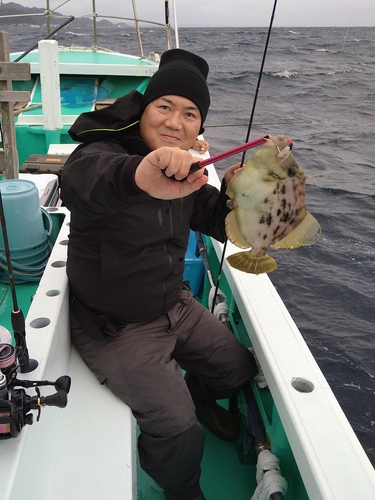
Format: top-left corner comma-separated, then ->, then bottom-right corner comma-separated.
61,49 -> 256,500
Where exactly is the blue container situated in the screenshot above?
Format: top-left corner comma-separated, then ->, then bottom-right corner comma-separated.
0,180 -> 52,250
0,179 -> 53,283
183,231 -> 205,296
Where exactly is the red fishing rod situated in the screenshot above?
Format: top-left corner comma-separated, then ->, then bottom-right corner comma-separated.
189,135 -> 268,173
169,136 -> 269,180
0,189 -> 38,373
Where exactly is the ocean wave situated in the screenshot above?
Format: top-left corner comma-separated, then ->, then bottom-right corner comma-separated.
64,31 -> 88,36
267,70 -> 298,78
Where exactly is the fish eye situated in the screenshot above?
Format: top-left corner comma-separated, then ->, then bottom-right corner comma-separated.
287,166 -> 298,177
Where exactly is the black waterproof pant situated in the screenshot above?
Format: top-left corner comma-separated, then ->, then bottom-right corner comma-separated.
70,289 -> 256,500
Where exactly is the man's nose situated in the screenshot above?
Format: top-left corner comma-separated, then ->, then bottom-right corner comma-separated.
165,111 -> 182,129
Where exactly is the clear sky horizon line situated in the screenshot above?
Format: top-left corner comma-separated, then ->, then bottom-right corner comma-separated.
6,1 -> 375,29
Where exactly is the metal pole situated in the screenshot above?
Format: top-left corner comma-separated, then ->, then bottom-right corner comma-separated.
92,0 -> 98,49
132,0 -> 144,59
172,0 -> 179,48
46,0 -> 51,35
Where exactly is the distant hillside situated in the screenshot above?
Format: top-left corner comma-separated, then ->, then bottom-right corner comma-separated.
0,2 -> 127,27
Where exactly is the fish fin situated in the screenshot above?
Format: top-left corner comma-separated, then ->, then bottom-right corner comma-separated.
227,252 -> 277,275
225,210 -> 250,249
271,212 -> 322,250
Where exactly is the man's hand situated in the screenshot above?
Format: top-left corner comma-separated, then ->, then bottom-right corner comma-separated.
224,162 -> 242,185
135,147 -> 208,199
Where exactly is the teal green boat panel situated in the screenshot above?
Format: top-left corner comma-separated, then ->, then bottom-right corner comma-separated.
10,50 -> 156,67
15,126 -> 73,165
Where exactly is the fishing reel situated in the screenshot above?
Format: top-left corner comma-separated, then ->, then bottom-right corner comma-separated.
0,343 -> 71,439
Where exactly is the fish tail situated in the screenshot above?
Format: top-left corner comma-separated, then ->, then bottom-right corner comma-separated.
226,252 -> 277,275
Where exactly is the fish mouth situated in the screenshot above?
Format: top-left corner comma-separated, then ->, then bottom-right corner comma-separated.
267,135 -> 293,150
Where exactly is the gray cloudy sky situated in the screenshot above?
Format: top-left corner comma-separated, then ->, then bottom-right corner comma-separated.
24,0 -> 375,27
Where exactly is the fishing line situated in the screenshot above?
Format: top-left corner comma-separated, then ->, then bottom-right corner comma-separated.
211,0 -> 278,312
240,0 -> 278,164
336,0 -> 359,68
206,120 -> 312,129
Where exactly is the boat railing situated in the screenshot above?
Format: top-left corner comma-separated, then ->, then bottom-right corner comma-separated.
0,0 -> 177,58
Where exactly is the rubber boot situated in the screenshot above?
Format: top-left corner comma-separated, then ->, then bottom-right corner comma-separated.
185,373 -> 240,442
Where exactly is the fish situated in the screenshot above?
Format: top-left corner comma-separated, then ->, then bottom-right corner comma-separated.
225,134 -> 321,274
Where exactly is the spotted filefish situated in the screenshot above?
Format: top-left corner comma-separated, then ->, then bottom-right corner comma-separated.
225,135 -> 321,274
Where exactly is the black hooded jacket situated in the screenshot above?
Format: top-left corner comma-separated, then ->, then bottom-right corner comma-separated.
61,91 -> 230,323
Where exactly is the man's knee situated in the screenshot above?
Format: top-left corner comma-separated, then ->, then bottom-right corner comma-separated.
138,422 -> 205,487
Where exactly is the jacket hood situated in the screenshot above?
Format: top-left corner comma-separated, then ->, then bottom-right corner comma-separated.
68,90 -> 143,144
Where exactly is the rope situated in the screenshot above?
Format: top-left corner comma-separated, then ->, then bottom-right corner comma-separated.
208,286 -> 229,319
251,450 -> 288,500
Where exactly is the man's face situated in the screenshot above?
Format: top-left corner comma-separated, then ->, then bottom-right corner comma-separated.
139,95 -> 202,151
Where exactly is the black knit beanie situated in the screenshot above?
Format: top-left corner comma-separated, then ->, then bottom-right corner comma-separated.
142,49 -> 210,132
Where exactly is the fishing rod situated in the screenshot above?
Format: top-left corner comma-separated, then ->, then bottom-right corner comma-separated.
0,189 -> 38,373
241,0 -> 278,160
195,231 -> 286,500
211,0 -> 279,310
168,136 -> 268,181
189,135 -> 268,175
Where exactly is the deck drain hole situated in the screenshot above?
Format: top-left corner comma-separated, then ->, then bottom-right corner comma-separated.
59,239 -> 69,245
51,260 -> 66,268
30,317 -> 51,329
291,377 -> 315,393
46,289 -> 60,297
